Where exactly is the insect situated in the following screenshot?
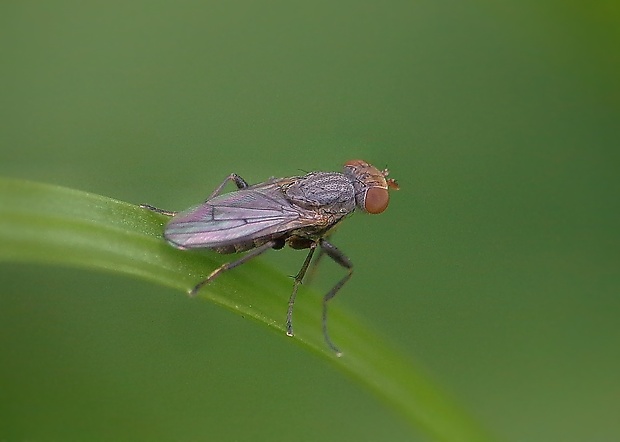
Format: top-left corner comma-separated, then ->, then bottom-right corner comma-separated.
141,159 -> 399,355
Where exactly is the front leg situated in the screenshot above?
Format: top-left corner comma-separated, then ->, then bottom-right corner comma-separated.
318,238 -> 353,356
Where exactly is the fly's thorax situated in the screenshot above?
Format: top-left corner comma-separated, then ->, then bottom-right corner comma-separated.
284,172 -> 356,214
343,159 -> 399,214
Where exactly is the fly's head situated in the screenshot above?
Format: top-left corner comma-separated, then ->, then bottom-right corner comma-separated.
343,159 -> 399,214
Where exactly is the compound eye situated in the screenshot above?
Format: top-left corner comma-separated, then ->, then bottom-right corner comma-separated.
364,187 -> 389,214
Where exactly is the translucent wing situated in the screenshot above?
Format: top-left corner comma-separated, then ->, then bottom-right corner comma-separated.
164,182 -> 320,249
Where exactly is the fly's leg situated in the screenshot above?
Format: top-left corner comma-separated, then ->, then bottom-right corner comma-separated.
140,173 -> 248,216
318,238 -> 353,357
139,204 -> 178,217
189,240 -> 277,296
206,173 -> 249,201
286,243 -> 317,338
304,246 -> 326,285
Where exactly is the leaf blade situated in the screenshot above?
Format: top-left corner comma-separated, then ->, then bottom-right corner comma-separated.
0,177 -> 495,442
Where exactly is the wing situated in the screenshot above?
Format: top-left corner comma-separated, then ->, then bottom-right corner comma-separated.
164,182 -> 320,249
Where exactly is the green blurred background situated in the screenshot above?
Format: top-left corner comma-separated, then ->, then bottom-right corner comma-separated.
1,1 -> 619,441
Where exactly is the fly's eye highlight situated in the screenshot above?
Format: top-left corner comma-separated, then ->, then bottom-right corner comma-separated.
364,186 -> 390,214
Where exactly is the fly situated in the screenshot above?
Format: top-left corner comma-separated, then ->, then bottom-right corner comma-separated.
141,159 -> 399,355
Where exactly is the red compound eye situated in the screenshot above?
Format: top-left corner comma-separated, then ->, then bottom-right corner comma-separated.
364,187 -> 389,214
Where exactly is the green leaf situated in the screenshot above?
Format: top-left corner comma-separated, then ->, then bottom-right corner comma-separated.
0,177 -> 494,442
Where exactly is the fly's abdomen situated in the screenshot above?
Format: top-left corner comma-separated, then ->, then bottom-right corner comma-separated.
212,236 -> 284,254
